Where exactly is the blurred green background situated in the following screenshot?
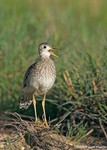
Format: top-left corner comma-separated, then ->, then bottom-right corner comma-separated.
0,0 -> 107,140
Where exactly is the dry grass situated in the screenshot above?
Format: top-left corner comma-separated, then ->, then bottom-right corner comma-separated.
0,113 -> 81,150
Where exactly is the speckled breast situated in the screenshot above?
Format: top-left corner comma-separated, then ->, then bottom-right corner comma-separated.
33,58 -> 56,95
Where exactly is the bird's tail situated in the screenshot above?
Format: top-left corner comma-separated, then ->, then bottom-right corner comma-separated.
19,96 -> 32,110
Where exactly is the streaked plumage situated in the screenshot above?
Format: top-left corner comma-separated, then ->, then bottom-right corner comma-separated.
20,42 -> 59,127
20,57 -> 56,109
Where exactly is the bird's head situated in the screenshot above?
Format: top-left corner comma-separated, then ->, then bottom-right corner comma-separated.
38,42 -> 59,58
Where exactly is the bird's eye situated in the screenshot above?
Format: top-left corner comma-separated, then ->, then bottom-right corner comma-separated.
43,46 -> 46,49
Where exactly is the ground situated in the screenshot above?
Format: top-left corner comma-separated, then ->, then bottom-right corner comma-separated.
0,113 -> 107,150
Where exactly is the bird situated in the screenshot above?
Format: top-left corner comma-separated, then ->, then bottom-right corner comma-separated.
20,42 -> 59,127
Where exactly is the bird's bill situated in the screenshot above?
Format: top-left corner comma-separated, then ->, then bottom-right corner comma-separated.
49,46 -> 61,58
50,51 -> 59,58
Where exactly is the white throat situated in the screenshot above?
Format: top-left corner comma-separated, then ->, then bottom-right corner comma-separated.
40,51 -> 51,58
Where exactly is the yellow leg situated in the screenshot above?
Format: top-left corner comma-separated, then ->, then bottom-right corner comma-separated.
32,95 -> 38,122
42,94 -> 49,127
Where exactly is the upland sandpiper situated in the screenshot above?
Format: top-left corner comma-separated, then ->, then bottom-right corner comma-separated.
20,42 -> 59,127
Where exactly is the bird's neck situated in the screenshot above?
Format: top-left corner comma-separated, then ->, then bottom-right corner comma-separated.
40,55 -> 51,60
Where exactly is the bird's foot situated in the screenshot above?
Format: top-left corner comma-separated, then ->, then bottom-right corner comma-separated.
35,120 -> 38,124
42,120 -> 49,128
34,119 -> 49,128
34,118 -> 43,126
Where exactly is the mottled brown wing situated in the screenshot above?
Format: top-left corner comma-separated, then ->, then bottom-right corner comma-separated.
20,62 -> 37,109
